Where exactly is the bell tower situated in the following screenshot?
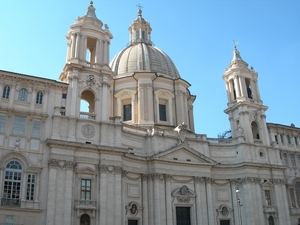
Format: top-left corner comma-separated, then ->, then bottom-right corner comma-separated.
59,2 -> 113,122
223,46 -> 270,145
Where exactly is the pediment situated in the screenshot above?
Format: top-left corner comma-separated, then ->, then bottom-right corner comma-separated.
75,166 -> 97,174
153,143 -> 216,165
261,180 -> 273,187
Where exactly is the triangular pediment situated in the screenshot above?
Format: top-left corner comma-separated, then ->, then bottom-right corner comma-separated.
261,180 -> 273,187
75,166 -> 97,174
153,143 -> 216,165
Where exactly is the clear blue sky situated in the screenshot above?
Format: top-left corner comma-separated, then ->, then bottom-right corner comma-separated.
0,1 -> 299,137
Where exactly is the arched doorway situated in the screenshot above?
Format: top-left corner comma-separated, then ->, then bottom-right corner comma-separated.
80,214 -> 90,225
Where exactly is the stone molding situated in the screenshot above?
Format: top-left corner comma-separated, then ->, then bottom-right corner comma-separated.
48,159 -> 76,170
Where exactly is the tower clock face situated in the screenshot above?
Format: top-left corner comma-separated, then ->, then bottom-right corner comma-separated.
81,125 -> 95,138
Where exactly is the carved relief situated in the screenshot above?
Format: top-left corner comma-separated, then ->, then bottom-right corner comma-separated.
139,83 -> 152,89
79,75 -> 101,90
48,159 -> 76,170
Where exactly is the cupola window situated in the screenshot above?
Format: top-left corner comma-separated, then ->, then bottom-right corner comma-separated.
123,104 -> 132,121
159,103 -> 167,121
245,78 -> 253,99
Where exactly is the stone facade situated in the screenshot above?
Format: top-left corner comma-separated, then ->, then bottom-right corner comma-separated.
0,3 -> 299,225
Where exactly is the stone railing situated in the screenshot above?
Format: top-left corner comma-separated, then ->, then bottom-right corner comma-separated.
207,137 -> 239,145
75,199 -> 97,210
1,198 -> 20,207
263,205 -> 277,213
80,112 -> 96,120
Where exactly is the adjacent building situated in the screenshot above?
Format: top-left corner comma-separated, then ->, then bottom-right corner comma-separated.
0,2 -> 299,225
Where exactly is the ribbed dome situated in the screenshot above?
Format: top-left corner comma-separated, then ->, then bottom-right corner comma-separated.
110,43 -> 180,78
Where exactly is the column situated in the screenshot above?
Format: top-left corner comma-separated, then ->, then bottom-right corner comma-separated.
8,83 -> 16,108
42,89 -> 49,113
228,80 -> 234,101
238,76 -> 246,97
281,182 -> 291,224
138,83 -> 145,123
75,33 -> 81,58
230,180 -> 239,225
81,35 -> 87,62
30,87 -> 37,111
101,79 -> 110,122
99,165 -> 107,225
234,76 -> 241,98
242,179 -> 255,225
205,178 -> 214,225
250,80 -> 256,99
154,174 -> 161,225
165,175 -> 172,225
46,164 -> 58,225
148,175 -> 154,225
70,70 -> 78,117
70,33 -> 76,59
0,82 -> 3,104
103,40 -> 108,64
142,175 -> 149,225
99,40 -> 104,65
195,177 -> 204,225
95,39 -> 100,64
225,83 -> 231,102
64,169 -> 74,225
114,167 -> 122,225
255,179 -> 264,225
254,80 -> 261,100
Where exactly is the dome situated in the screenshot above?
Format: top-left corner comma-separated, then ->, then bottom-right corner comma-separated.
110,43 -> 180,78
109,9 -> 180,78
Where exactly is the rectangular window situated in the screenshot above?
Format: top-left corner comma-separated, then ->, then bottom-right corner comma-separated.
4,215 -> 14,225
0,115 -> 6,132
159,104 -> 167,121
128,220 -> 138,225
265,190 -> 271,205
291,154 -> 296,166
62,93 -> 67,99
176,207 -> 191,225
123,104 -> 132,121
220,221 -> 230,225
12,116 -> 26,135
283,153 -> 288,166
32,120 -> 41,137
26,174 -> 36,201
287,135 -> 292,144
81,179 -> 91,200
274,135 -> 278,144
295,137 -> 298,146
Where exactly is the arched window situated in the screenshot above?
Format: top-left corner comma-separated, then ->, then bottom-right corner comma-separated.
2,161 -> 22,207
80,214 -> 90,225
268,216 -> 275,225
295,181 -> 300,206
245,78 -> 253,99
251,121 -> 260,139
80,89 -> 96,120
2,85 -> 10,99
36,91 -> 43,104
18,88 -> 28,101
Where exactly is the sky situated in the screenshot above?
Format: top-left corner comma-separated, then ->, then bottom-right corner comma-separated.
0,0 -> 299,138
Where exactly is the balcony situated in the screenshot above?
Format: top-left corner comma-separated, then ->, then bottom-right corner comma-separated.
1,198 -> 20,207
263,205 -> 277,213
80,112 -> 96,120
75,199 -> 96,210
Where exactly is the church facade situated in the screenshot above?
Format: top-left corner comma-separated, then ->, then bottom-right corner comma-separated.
0,3 -> 299,225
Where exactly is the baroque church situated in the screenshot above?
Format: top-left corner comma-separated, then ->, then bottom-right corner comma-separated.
0,2 -> 300,225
